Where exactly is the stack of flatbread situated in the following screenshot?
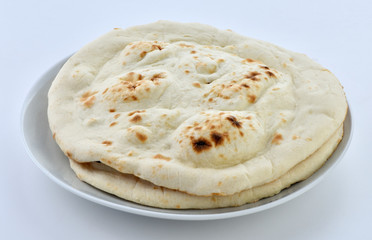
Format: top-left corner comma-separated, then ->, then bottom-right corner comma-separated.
48,21 -> 347,209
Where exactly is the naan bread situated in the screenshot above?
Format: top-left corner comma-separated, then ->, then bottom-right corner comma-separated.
48,21 -> 347,199
69,126 -> 343,209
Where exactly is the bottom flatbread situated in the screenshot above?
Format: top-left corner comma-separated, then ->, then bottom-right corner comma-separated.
69,125 -> 343,209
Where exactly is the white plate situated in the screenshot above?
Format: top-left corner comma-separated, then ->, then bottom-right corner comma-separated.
21,56 -> 353,220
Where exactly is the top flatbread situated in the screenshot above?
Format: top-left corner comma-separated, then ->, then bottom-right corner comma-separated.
48,21 -> 347,196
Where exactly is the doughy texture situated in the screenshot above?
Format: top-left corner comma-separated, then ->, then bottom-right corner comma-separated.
69,126 -> 343,209
48,21 -> 347,197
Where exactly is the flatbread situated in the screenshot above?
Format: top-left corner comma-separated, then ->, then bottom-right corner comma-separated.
69,126 -> 343,209
48,21 -> 347,197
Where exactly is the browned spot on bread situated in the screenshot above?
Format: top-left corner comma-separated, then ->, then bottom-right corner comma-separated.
121,72 -> 143,82
190,50 -> 197,54
114,87 -> 124,92
130,114 -> 142,123
211,192 -> 226,196
109,108 -> 116,112
266,71 -> 276,78
135,132 -> 147,142
83,95 -> 96,108
242,58 -> 255,63
176,204 -> 181,209
210,132 -> 224,146
151,73 -> 166,81
102,140 -> 112,146
217,58 -> 225,63
153,154 -> 171,161
131,96 -> 138,101
66,151 -> 72,158
102,88 -> 109,94
128,110 -> 145,116
289,57 -> 294,62
226,115 -> 242,128
248,94 -> 256,103
241,83 -> 250,88
151,44 -> 163,51
218,93 -> 230,99
53,133 -> 56,139
110,122 -> 118,127
185,70 -> 190,74
140,51 -> 147,58
191,137 -> 212,153
192,82 -> 201,88
239,131 -> 244,137
322,68 -> 331,73
272,87 -> 280,91
244,71 -> 261,81
81,91 -> 98,108
260,65 -> 270,70
179,43 -> 195,48
272,133 -> 283,145
292,135 -> 299,140
246,116 -> 252,120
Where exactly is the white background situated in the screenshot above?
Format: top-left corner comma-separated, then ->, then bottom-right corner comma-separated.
1,0 -> 372,239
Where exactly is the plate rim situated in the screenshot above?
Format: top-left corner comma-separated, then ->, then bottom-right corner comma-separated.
20,56 -> 353,221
